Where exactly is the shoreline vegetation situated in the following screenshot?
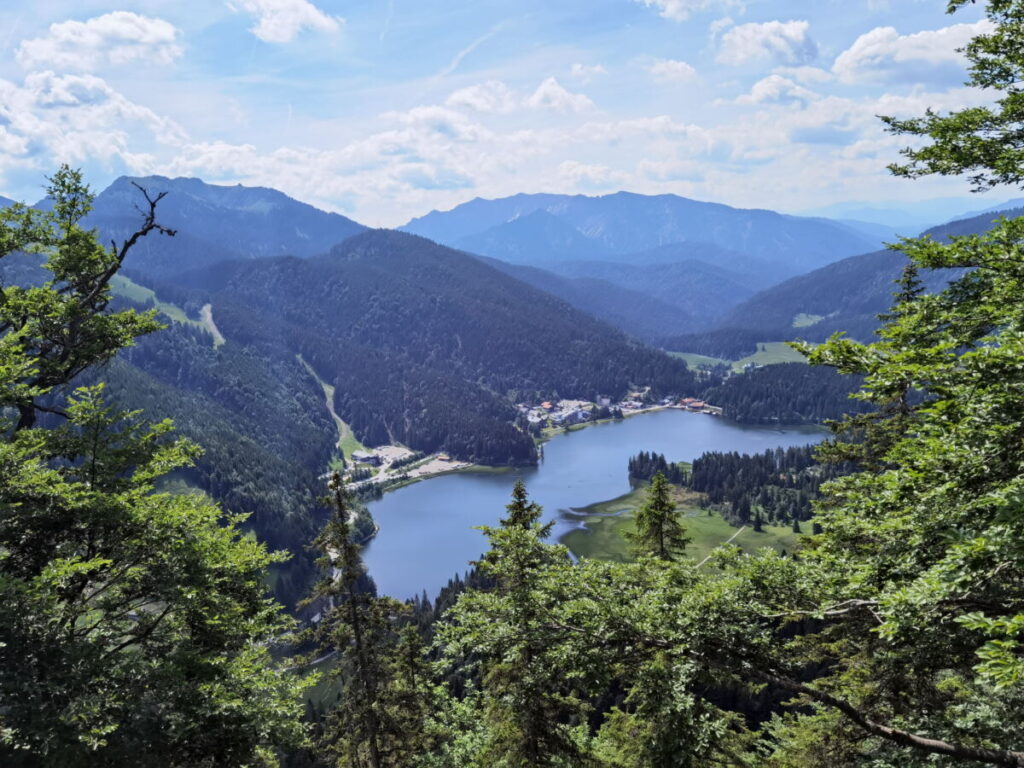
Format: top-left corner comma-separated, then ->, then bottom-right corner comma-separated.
561,481 -> 802,562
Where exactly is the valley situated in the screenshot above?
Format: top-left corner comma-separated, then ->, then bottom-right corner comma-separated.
5,2 -> 1024,765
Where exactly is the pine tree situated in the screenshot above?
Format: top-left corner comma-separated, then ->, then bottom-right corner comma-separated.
628,473 -> 690,561
439,482 -> 588,767
306,473 -> 413,768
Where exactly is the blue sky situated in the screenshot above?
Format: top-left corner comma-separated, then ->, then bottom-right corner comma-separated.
0,0 -> 1007,226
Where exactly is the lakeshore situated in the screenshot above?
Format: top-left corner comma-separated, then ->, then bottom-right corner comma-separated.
362,408 -> 826,600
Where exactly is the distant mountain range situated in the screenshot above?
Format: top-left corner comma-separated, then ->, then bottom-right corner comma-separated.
402,191 -> 888,279
399,191 -> 905,337
801,196 -> 1024,232
669,208 -> 1019,354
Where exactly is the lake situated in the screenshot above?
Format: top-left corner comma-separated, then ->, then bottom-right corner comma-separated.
363,409 -> 826,600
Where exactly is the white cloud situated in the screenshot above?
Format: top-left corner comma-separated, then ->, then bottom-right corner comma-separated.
16,12 -> 182,72
709,16 -> 735,42
633,0 -> 743,22
735,75 -> 817,105
833,20 -> 992,85
773,65 -> 833,84
570,63 -> 607,82
558,160 -> 624,189
0,70 -> 185,180
446,81 -> 518,114
526,77 -> 594,113
717,20 -> 817,66
227,0 -> 343,43
444,78 -> 593,115
647,59 -> 698,83
637,158 -> 704,182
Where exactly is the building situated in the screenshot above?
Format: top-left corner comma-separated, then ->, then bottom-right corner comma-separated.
352,450 -> 381,466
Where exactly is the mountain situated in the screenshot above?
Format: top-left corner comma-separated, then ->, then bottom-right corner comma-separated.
703,208 -> 1020,348
481,258 -> 699,340
0,195 -> 15,209
157,229 -> 699,464
402,191 -> 885,276
608,241 -> 773,278
956,196 -> 1024,220
400,192 -> 571,244
832,218 -> 901,244
555,259 -> 753,310
82,176 -> 366,279
800,197 -> 981,231
454,209 -> 614,265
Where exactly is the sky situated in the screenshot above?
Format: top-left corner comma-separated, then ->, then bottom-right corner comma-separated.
0,0 -> 1010,227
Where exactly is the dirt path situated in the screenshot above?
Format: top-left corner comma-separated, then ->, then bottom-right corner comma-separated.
696,526 -> 746,568
298,356 -> 349,454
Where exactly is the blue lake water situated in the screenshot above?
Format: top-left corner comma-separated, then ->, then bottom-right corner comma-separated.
363,409 -> 826,600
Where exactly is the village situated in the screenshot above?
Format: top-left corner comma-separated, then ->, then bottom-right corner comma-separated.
341,392 -> 722,493
521,392 -> 722,429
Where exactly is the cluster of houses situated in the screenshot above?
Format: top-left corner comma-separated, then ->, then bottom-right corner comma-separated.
679,397 -> 722,415
518,394 -> 722,428
523,400 -> 596,427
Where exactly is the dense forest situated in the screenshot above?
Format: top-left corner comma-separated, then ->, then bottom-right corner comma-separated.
702,362 -> 869,424
628,445 -> 851,527
627,449 -> 689,485
149,230 -> 701,464
688,445 -> 852,527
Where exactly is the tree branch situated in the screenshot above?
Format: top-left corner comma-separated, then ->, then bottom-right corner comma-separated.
545,620 -> 1024,767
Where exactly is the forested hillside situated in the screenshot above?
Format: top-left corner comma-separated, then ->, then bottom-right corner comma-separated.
707,208 -> 1019,346
702,362 -> 869,424
154,229 -> 699,464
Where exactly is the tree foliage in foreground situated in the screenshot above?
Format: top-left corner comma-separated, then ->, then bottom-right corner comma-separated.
0,168 -> 307,765
884,0 -> 1024,190
303,474 -> 436,768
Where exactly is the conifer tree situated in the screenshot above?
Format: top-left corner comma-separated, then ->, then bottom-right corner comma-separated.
306,472 -> 414,768
439,481 -> 589,767
628,472 -> 690,561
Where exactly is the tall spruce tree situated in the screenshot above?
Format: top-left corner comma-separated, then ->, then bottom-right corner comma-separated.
0,168 -> 308,765
628,472 -> 690,561
306,472 -> 417,768
439,480 -> 590,767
